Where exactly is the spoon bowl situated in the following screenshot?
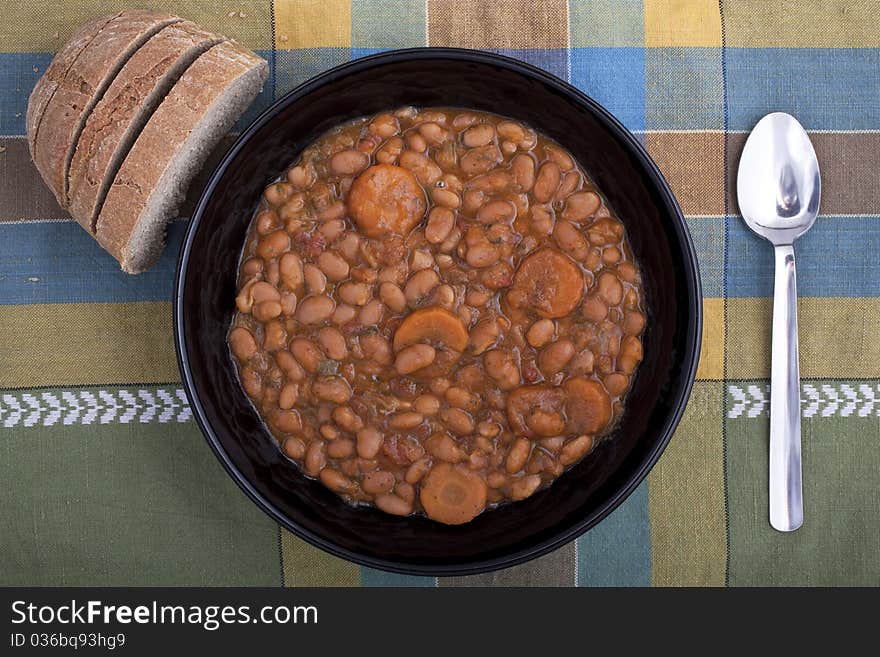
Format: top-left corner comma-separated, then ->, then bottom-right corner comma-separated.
737,112 -> 821,245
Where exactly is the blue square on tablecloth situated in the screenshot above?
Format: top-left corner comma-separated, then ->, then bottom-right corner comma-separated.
570,47 -> 646,132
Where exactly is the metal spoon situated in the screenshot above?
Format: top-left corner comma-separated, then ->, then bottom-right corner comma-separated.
736,112 -> 821,532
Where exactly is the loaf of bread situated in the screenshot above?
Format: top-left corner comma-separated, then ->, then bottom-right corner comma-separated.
26,10 -> 268,273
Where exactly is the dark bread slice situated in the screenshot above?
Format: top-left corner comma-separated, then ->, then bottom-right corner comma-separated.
67,21 -> 224,233
96,42 -> 268,273
26,12 -> 119,160
29,10 -> 181,207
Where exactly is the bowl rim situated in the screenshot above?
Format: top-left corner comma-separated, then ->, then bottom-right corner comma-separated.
173,47 -> 703,577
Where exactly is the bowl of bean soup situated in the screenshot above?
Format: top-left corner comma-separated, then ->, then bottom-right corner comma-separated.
174,49 -> 702,575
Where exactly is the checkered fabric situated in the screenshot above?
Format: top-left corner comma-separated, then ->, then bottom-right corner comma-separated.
1,1 -> 878,586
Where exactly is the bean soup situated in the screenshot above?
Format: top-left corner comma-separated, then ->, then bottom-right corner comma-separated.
229,107 -> 645,524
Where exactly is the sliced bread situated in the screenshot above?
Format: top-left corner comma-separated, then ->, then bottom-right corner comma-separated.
26,12 -> 120,160
67,21 -> 224,233
29,10 -> 181,207
96,41 -> 268,273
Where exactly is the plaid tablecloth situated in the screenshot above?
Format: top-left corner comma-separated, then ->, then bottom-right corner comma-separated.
1,0 -> 878,587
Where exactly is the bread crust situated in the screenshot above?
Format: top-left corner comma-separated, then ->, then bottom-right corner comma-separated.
67,20 -> 223,232
96,41 -> 268,271
26,12 -> 119,160
30,10 -> 181,207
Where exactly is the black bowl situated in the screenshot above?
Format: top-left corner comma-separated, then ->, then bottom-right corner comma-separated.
174,48 -> 702,576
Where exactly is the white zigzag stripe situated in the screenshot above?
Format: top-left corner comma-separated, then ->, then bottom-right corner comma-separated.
0,389 -> 192,428
727,383 -> 880,419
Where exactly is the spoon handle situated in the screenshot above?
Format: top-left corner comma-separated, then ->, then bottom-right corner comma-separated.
769,244 -> 804,531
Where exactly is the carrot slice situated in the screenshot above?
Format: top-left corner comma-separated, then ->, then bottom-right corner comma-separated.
563,377 -> 612,435
420,463 -> 488,525
506,248 -> 584,319
392,306 -> 469,352
348,163 -> 426,238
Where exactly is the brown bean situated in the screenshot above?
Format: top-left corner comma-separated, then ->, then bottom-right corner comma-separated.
229,327 -> 257,361
418,121 -> 447,145
505,437 -> 531,473
270,409 -> 302,434
287,163 -> 315,189
327,438 -> 355,459
431,187 -> 461,209
374,493 -> 412,516
332,406 -> 363,433
539,339 -> 576,376
404,268 -> 440,303
255,209 -> 281,235
406,131 -> 427,153
359,334 -> 393,365
279,252 -> 304,291
468,317 -> 499,355
405,458 -> 431,485
313,376 -> 352,403
511,153 -> 536,191
319,468 -> 354,492
587,217 -> 624,245
379,281 -> 407,312
253,300 -> 282,321
241,257 -> 263,278
356,426 -> 384,459
484,349 -> 521,390
560,435 -> 593,466
399,150 -> 442,185
390,412 -> 425,430
509,474 -> 542,501
553,221 -> 588,258
562,191 -> 601,221
317,326 -> 348,359
369,113 -> 399,138
239,365 -> 261,399
462,123 -> 495,148
358,299 -> 384,325
278,382 -> 300,409
533,161 -> 561,203
597,272 -> 624,305
256,230 -> 290,260
290,338 -> 323,373
604,372 -> 629,396
264,181 -> 293,206
460,144 -> 502,176
362,470 -> 396,494
263,320 -> 287,351
394,344 -> 436,375
622,310 -> 645,336
296,295 -> 335,324
476,200 -> 516,224
275,350 -> 306,382
544,144 -> 574,171
330,149 -> 369,175
441,407 -> 474,435
526,319 -> 555,348
317,251 -> 349,281
332,303 -> 356,325
444,386 -> 480,412
338,281 -> 372,306
426,432 -> 466,462
582,295 -> 608,322
305,441 -> 326,476
283,436 -> 306,460
425,207 -> 455,244
413,394 -> 440,415
375,136 -> 404,164
497,121 -> 527,143
304,264 -> 326,294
